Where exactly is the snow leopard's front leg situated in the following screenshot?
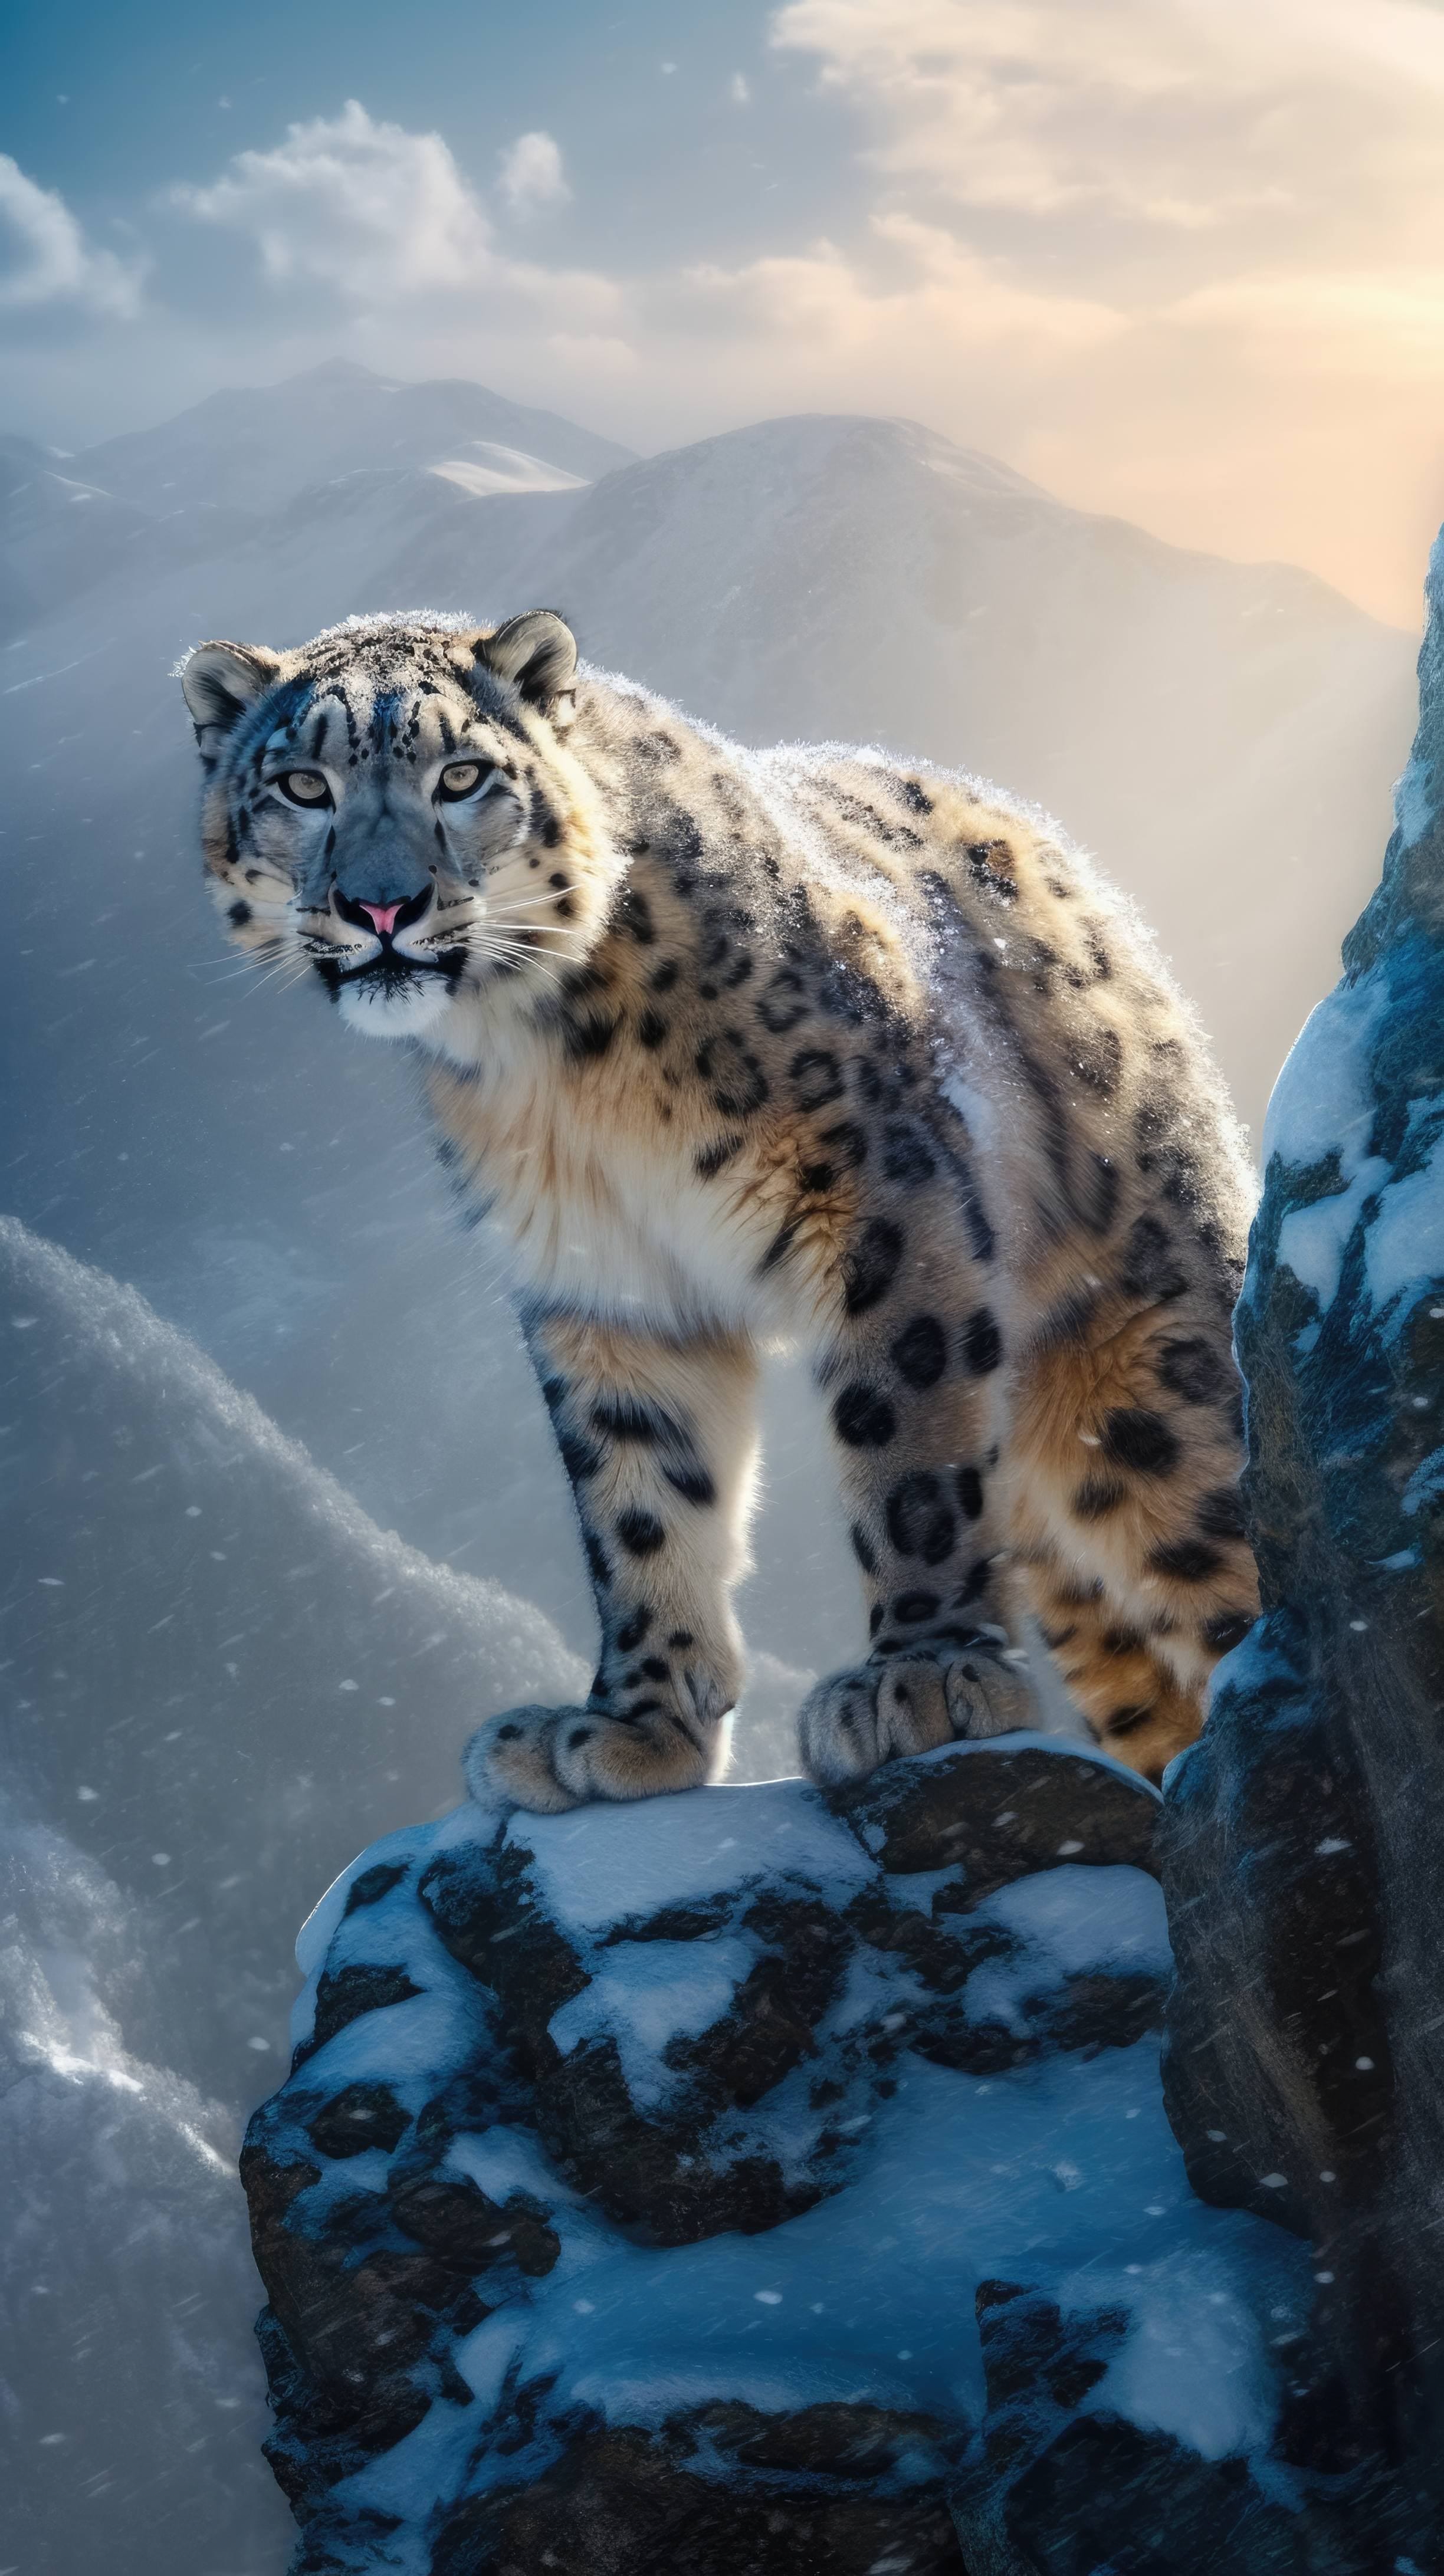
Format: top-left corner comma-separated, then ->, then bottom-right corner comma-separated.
465,1310 -> 759,1812
800,1246 -> 1036,1788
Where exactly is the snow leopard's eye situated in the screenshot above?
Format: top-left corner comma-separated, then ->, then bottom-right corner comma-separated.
277,770 -> 331,808
437,760 -> 493,801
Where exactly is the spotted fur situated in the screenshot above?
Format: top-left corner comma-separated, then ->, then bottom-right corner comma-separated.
180,610 -> 1258,1809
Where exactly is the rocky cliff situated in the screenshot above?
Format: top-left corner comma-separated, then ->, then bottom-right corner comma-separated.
1161,537 -> 1444,2559
242,1739 -> 1333,2574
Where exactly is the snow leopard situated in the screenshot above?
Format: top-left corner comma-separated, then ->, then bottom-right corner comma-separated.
180,608 -> 1258,1811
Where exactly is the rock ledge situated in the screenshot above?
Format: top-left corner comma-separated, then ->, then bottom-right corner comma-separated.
243,1734 -> 1344,2572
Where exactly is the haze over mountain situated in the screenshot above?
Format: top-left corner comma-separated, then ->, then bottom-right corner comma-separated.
0,360 -> 1419,2569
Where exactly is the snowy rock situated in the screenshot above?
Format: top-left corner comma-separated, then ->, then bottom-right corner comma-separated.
243,1739 -> 1327,2572
1161,527 -> 1444,2560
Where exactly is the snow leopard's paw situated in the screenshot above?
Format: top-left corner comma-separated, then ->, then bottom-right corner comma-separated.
464,1700 -> 718,1814
798,1642 -> 1035,1790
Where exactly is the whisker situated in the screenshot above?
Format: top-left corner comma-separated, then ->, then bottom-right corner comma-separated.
482,926 -> 587,949
470,948 -> 567,990
469,932 -> 570,963
475,919 -> 587,949
186,944 -> 290,977
474,889 -> 598,917
455,920 -> 562,949
469,927 -> 575,961
198,957 -> 295,993
244,964 -> 312,1000
435,885 -> 593,922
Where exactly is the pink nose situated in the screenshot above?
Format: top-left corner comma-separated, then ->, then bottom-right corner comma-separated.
360,901 -> 403,937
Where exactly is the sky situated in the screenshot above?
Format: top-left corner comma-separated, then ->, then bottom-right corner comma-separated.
5,0 -> 1444,625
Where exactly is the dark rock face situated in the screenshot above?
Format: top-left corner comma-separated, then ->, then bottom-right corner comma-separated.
1160,530 -> 1444,2561
426,2419 -> 967,2576
243,1739 -> 1337,2571
831,1739 -> 1160,1888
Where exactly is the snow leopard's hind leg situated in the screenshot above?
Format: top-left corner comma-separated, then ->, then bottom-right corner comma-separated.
465,1312 -> 759,1813
1007,1282 -> 1259,1785
1010,1527 -> 1209,1785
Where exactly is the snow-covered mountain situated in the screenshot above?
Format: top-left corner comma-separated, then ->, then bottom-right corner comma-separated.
0,1802 -> 293,2576
0,1217 -> 586,2574
69,356 -> 634,518
0,1217 -> 589,2107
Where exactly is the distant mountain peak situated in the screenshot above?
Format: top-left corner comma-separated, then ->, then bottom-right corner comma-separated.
636,409 -> 1054,509
66,365 -> 635,521
290,357 -> 386,385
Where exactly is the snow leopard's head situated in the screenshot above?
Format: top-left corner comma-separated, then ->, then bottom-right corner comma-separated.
179,610 -> 615,1043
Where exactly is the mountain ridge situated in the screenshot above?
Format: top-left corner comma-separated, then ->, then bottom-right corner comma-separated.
65,358 -> 636,518
6,360 -> 1408,633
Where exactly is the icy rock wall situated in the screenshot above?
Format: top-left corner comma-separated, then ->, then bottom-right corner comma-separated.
242,1739 -> 1324,2575
1161,528 -> 1444,2536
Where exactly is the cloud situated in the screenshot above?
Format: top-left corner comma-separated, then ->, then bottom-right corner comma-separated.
730,73 -> 751,105
172,101 -> 493,296
172,101 -> 611,324
497,132 -> 569,219
0,156 -> 145,318
165,97 -> 1117,422
668,215 -> 1120,362
1167,267 -> 1444,382
753,0 -> 1444,616
771,0 -> 1444,241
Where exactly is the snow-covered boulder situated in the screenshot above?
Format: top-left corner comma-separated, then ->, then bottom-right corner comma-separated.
1161,532 -> 1444,2557
243,1740 -> 1325,2572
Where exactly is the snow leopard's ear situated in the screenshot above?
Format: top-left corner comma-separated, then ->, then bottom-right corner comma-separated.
477,610 -> 577,728
179,641 -> 283,750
